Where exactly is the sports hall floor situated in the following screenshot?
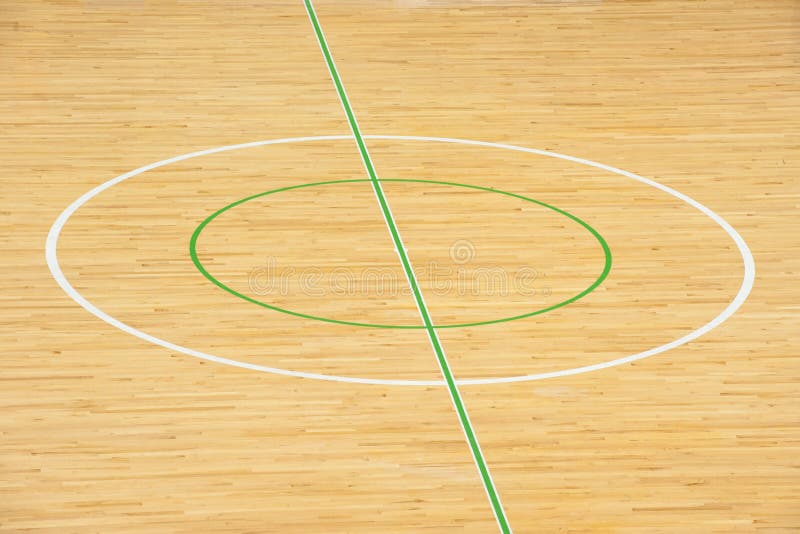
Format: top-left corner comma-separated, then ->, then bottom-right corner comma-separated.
1,1 -> 798,532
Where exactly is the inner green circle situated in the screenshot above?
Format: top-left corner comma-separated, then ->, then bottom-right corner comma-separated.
189,178 -> 612,329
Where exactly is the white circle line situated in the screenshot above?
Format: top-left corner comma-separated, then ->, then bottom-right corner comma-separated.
45,134 -> 755,386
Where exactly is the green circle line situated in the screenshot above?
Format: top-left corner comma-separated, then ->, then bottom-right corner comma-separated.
189,178 -> 612,329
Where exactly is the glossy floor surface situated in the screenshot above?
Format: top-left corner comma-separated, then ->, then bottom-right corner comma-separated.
2,1 -> 798,532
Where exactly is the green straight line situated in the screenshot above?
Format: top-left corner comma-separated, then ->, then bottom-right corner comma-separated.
302,1 -> 511,532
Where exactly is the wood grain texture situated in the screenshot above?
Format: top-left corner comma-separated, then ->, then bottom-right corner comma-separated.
1,0 -> 798,532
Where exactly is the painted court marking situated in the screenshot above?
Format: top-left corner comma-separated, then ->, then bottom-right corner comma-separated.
302,0 -> 511,530
41,2 -> 758,531
46,134 -> 756,387
189,178 -> 613,329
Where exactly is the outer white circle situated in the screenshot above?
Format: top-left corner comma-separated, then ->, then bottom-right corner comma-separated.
46,135 -> 756,386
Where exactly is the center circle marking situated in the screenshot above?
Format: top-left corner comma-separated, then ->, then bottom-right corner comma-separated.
45,135 -> 755,386
189,178 -> 612,329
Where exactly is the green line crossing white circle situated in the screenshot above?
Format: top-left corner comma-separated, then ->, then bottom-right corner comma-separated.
302,0 -> 512,527
46,134 -> 756,386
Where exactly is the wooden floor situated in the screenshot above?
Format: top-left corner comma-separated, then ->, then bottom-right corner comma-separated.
2,0 -> 799,531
